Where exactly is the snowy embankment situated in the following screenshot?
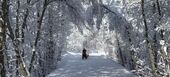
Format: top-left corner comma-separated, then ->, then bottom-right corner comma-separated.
46,51 -> 136,77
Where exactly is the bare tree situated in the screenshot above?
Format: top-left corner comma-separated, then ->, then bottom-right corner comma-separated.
29,0 -> 55,73
21,0 -> 31,43
0,11 -> 6,77
141,0 -> 156,76
125,25 -> 136,70
15,0 -> 20,76
2,0 -> 30,77
115,32 -> 125,66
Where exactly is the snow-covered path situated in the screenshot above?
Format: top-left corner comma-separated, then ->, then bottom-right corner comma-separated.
46,52 -> 135,77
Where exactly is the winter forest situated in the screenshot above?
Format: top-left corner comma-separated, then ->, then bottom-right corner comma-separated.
0,0 -> 170,77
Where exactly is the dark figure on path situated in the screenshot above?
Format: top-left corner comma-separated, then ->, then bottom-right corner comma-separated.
82,48 -> 88,59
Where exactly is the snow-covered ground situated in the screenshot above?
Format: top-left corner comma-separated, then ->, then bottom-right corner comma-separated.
46,51 -> 136,77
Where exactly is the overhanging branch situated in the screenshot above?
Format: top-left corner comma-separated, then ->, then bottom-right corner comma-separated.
101,4 -> 117,15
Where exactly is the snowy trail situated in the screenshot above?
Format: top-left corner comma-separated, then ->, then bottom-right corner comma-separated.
46,52 -> 136,77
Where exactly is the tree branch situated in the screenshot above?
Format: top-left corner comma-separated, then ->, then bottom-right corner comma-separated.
101,4 -> 117,15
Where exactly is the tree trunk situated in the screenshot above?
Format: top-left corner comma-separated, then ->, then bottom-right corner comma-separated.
2,0 -> 30,77
125,26 -> 136,70
21,0 -> 31,43
156,0 -> 169,76
15,0 -> 20,76
152,1 -> 158,71
0,12 -> 6,77
115,32 -> 124,66
13,41 -> 30,77
29,0 -> 48,73
141,0 -> 157,76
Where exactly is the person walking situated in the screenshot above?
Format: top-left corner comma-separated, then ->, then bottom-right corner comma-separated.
82,48 -> 88,59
